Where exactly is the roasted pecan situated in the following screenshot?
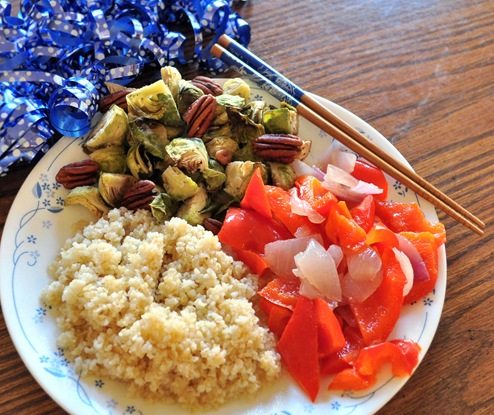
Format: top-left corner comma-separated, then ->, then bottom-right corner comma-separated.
183,94 -> 217,138
203,218 -> 223,235
120,180 -> 157,210
56,160 -> 100,189
191,76 -> 223,96
99,87 -> 134,113
253,133 -> 303,163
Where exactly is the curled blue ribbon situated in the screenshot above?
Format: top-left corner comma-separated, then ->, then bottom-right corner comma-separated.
0,0 -> 250,175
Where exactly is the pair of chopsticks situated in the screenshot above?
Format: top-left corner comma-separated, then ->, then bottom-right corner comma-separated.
211,35 -> 485,235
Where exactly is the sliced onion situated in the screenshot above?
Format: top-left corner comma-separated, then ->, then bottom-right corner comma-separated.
396,234 -> 430,282
290,159 -> 320,178
312,140 -> 357,173
293,239 -> 342,301
327,244 -> 344,268
322,164 -> 383,202
392,248 -> 414,296
264,235 -> 323,278
347,247 -> 382,281
289,188 -> 325,224
341,270 -> 383,303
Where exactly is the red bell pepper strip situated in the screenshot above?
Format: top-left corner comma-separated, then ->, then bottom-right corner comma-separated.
314,298 -> 346,356
350,248 -> 406,345
278,296 -> 320,402
350,194 -> 375,232
320,325 -> 364,375
235,249 -> 268,276
375,201 -> 446,246
259,298 -> 292,338
351,159 -> 388,201
218,207 -> 291,254
240,167 -> 272,219
325,207 -> 367,253
400,231 -> 439,304
328,367 -> 375,391
295,175 -> 337,216
258,277 -> 301,310
366,224 -> 399,249
265,185 -> 322,236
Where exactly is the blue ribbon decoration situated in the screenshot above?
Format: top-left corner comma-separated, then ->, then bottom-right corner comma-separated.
0,0 -> 250,175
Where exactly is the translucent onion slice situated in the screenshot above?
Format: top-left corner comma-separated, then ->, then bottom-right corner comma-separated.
396,234 -> 430,282
312,140 -> 357,173
290,159 -> 321,178
347,247 -> 382,281
341,270 -> 383,303
322,164 -> 383,202
293,239 -> 342,301
264,235 -> 323,278
327,244 -> 344,268
392,247 -> 414,296
289,188 -> 325,224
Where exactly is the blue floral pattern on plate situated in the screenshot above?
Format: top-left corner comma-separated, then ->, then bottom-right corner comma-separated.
0,82 -> 447,415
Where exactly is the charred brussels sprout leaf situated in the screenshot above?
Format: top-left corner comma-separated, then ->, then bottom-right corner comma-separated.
215,94 -> 245,109
129,119 -> 169,159
127,144 -> 154,179
150,192 -> 179,222
227,107 -> 265,145
177,80 -> 204,115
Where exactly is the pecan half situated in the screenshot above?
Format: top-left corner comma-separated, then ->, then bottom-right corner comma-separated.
99,87 -> 134,113
253,133 -> 303,163
203,218 -> 223,235
191,76 -> 223,96
56,160 -> 100,189
183,94 -> 217,138
121,180 -> 157,210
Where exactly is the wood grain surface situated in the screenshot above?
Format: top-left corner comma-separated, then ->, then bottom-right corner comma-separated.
1,0 -> 493,414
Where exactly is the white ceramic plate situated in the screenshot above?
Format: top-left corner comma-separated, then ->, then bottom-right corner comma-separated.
0,82 -> 446,415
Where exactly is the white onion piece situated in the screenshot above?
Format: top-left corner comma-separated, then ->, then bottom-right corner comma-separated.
264,235 -> 323,278
290,159 -> 320,178
327,244 -> 344,268
347,247 -> 382,281
312,140 -> 357,173
396,234 -> 430,282
299,279 -> 324,299
323,164 -> 383,202
293,240 -> 342,301
392,248 -> 414,296
294,226 -> 315,238
341,270 -> 383,303
289,188 -> 325,224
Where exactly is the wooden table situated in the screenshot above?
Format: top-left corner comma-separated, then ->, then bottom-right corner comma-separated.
1,0 -> 493,413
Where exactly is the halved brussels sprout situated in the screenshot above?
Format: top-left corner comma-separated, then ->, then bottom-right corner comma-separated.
233,142 -> 260,162
65,186 -> 109,217
206,136 -> 239,165
126,80 -> 182,127
227,107 -> 265,144
224,161 -> 267,199
210,105 -> 230,127
89,146 -> 127,173
98,173 -> 137,207
161,166 -> 199,200
268,162 -> 296,190
177,186 -> 210,225
165,125 -> 184,140
203,124 -> 232,143
222,78 -> 251,101
242,100 -> 266,124
177,80 -> 204,115
215,94 -> 245,109
161,66 -> 182,103
150,192 -> 179,222
84,105 -> 128,152
165,137 -> 208,173
262,103 -> 298,134
202,167 -> 226,192
127,143 -> 153,178
129,119 -> 169,159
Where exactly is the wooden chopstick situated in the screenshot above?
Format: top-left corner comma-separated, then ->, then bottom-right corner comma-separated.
211,40 -> 485,235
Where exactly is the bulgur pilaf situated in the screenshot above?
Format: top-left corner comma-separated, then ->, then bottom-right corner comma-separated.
42,208 -> 280,408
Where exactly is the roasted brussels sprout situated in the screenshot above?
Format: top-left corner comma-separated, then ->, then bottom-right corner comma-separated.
227,107 -> 265,144
161,66 -> 182,103
84,105 -> 128,152
98,173 -> 137,207
177,186 -> 210,225
150,192 -> 179,222
269,162 -> 296,190
205,136 -> 239,166
202,166 -> 226,192
65,186 -> 109,217
215,94 -> 245,109
129,119 -> 169,159
222,78 -> 251,101
165,137 -> 208,174
262,102 -> 298,134
177,80 -> 204,115
203,124 -> 232,143
126,80 -> 182,127
161,166 -> 199,200
127,144 -> 153,179
224,161 -> 267,199
165,125 -> 184,140
88,146 -> 127,174
210,105 -> 230,127
242,100 -> 266,124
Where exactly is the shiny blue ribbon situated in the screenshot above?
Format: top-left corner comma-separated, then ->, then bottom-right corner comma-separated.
0,0 -> 250,175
